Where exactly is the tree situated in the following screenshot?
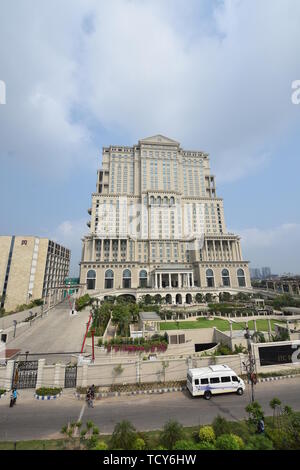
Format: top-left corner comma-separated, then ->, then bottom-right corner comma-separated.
160,420 -> 185,450
212,415 -> 231,437
110,420 -> 137,450
269,397 -> 282,427
245,401 -> 264,426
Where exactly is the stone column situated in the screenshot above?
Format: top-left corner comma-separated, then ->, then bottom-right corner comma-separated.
220,240 -> 224,261
155,273 -> 158,289
268,318 -> 272,341
81,363 -> 88,388
169,273 -> 171,288
4,360 -> 15,391
118,239 -> 121,262
159,273 -> 162,288
91,238 -> 95,261
36,359 -> 46,389
54,363 -> 62,388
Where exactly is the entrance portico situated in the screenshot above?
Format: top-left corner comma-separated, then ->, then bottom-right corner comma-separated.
152,268 -> 194,289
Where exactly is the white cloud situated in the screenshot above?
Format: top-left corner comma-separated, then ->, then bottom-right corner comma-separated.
0,0 -> 300,180
233,223 -> 300,274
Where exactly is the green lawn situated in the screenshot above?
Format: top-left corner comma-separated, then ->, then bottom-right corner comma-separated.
160,318 -> 284,332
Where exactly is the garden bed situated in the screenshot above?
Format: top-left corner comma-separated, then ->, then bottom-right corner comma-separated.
35,387 -> 62,397
109,380 -> 186,393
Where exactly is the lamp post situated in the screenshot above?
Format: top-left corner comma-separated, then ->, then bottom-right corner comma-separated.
13,320 -> 17,338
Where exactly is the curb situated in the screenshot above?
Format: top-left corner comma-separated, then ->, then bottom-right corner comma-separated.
34,392 -> 62,400
75,386 -> 187,400
248,374 -> 299,384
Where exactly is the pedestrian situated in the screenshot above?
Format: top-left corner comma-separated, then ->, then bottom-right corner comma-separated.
257,417 -> 265,434
10,388 -> 19,407
90,384 -> 95,400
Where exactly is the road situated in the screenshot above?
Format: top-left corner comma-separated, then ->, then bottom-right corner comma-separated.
6,300 -> 91,363
0,378 -> 300,441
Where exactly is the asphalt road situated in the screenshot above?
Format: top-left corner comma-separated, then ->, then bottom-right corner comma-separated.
7,300 -> 91,363
0,378 -> 300,441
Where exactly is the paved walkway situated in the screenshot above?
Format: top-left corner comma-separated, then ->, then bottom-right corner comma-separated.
6,301 -> 91,362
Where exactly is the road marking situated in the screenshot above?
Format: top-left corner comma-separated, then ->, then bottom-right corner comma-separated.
78,403 -> 86,422
73,402 -> 86,437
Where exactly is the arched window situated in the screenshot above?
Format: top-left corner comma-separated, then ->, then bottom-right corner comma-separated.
163,196 -> 168,205
237,268 -> 246,287
206,269 -> 214,287
222,269 -> 230,287
123,269 -> 131,288
86,269 -> 96,290
170,197 -> 175,206
105,269 -> 114,289
139,270 -> 147,288
150,196 -> 154,205
157,196 -> 161,205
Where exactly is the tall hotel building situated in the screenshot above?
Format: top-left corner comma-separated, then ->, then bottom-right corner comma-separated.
0,236 -> 70,312
80,135 -> 251,303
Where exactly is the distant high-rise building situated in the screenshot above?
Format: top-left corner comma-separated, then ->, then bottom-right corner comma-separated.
0,236 -> 70,312
261,267 -> 272,279
80,135 -> 251,304
250,268 -> 261,279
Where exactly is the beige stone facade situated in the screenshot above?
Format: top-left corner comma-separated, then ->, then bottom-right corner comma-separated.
0,236 -> 70,312
80,135 -> 252,303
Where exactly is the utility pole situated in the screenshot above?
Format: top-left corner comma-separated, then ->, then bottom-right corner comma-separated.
243,323 -> 257,403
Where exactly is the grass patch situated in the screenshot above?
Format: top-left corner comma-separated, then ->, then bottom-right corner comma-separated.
160,318 -> 284,332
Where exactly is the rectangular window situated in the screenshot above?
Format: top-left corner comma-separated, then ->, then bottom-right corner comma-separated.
210,377 -> 220,384
221,376 -> 231,383
201,378 -> 209,385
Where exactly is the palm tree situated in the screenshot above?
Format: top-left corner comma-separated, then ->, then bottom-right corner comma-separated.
270,397 -> 282,427
160,420 -> 184,450
110,420 -> 137,450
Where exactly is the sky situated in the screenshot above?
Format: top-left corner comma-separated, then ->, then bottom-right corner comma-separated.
0,0 -> 300,276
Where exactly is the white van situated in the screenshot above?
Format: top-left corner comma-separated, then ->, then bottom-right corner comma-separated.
187,364 -> 245,400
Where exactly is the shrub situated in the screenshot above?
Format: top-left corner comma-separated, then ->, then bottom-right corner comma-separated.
35,387 -> 62,396
93,441 -> 108,450
160,420 -> 185,450
199,426 -> 215,444
245,435 -> 274,450
173,440 -> 197,450
134,438 -> 146,450
194,442 -> 216,450
212,415 -> 231,437
216,433 -> 244,450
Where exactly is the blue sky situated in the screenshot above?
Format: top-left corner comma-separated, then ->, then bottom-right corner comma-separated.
0,0 -> 300,276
